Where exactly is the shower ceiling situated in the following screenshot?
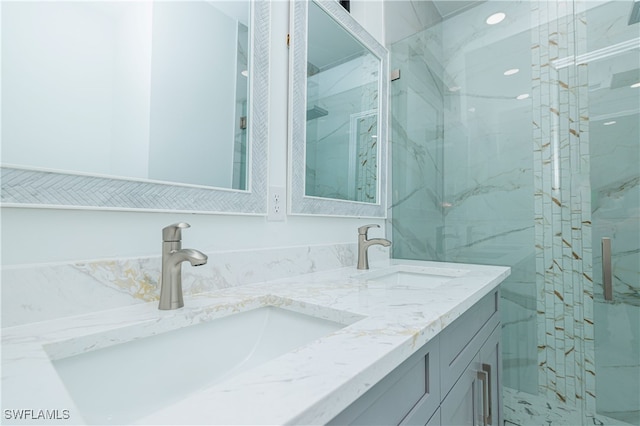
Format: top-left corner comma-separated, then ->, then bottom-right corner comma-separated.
432,0 -> 484,19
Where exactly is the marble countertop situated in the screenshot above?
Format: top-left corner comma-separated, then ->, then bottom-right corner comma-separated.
2,259 -> 509,425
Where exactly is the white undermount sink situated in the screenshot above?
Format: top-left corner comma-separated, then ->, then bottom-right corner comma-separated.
48,306 -> 347,424
354,264 -> 469,288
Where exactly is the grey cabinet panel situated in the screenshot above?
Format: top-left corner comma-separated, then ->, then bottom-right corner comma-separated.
327,289 -> 502,426
328,336 -> 439,426
440,324 -> 501,426
399,347 -> 440,426
426,408 -> 440,426
440,290 -> 499,399
440,353 -> 479,426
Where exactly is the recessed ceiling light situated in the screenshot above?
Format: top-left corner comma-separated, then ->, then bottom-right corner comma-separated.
449,86 -> 461,92
504,68 -> 519,76
486,12 -> 506,25
631,82 -> 640,88
516,93 -> 530,100
241,70 -> 248,77
468,107 -> 476,112
603,121 -> 616,126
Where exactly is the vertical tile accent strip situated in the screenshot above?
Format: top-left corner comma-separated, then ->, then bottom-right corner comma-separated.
531,0 -> 594,417
574,0 -> 595,414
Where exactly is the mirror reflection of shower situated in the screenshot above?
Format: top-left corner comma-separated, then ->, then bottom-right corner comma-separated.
304,1 -> 380,203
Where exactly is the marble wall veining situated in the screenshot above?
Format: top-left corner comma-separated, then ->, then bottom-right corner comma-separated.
1,243 -> 390,328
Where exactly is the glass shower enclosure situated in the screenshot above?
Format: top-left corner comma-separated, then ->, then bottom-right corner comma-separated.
389,1 -> 639,424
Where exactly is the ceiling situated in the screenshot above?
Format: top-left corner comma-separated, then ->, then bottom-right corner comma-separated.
432,1 -> 485,19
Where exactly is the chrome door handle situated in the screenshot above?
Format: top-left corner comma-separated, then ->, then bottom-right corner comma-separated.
602,237 -> 613,301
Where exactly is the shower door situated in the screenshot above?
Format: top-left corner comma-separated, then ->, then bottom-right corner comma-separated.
585,1 -> 640,423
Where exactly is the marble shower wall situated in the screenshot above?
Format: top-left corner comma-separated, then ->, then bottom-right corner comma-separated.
389,0 -> 539,395
389,26 -> 445,261
2,243 -> 389,328
438,3 -> 539,396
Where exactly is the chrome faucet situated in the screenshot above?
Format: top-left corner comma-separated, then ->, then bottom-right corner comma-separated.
357,224 -> 391,270
159,223 -> 208,310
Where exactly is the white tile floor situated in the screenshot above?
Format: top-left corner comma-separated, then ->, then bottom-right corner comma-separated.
503,387 -> 632,426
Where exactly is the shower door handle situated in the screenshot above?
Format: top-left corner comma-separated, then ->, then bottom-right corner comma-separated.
602,237 -> 613,301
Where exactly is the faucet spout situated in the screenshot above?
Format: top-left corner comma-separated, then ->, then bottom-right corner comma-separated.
357,225 -> 392,270
169,248 -> 208,267
158,223 -> 208,310
364,238 -> 392,248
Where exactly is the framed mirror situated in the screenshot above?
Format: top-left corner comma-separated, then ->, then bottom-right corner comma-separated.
288,0 -> 388,217
1,0 -> 269,214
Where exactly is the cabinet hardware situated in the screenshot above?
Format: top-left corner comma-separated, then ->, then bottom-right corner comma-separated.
482,363 -> 492,424
477,369 -> 489,426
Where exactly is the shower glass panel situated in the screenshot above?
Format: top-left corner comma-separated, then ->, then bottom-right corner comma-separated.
586,1 -> 640,423
390,0 -> 639,424
390,0 -> 538,396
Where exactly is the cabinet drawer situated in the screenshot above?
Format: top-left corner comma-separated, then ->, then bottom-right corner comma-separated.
328,336 -> 440,426
439,289 -> 499,398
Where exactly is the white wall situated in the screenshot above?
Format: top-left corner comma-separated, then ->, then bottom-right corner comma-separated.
0,1 -> 387,267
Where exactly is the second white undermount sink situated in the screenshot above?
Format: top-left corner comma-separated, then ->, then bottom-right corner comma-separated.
355,265 -> 468,288
48,306 -> 347,424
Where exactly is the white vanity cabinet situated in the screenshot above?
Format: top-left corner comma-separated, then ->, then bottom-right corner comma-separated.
329,289 -> 501,426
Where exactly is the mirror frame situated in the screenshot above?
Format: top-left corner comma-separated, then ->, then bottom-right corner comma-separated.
288,0 -> 388,218
0,0 -> 269,215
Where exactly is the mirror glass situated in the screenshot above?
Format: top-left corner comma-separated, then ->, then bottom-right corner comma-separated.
1,0 -> 270,214
2,1 -> 249,190
305,2 -> 379,203
289,0 -> 388,217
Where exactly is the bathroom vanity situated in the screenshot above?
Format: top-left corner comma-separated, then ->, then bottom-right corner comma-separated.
1,260 -> 509,425
328,287 -> 501,426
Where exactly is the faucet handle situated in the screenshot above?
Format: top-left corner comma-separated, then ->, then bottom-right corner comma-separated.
163,222 -> 190,242
358,224 -> 380,236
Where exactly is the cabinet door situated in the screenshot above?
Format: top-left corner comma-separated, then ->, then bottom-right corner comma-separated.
440,354 -> 480,426
440,290 -> 499,399
328,337 -> 439,426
